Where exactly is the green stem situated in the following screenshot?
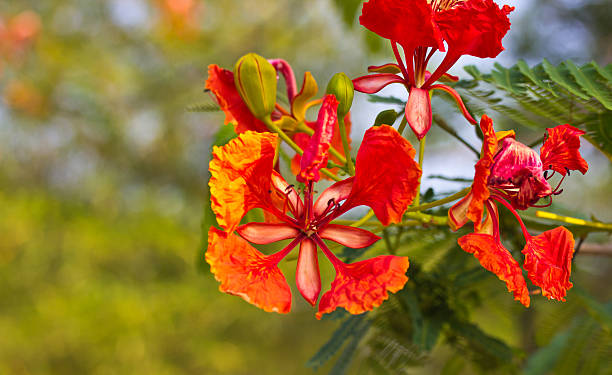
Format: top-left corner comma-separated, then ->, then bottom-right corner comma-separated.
338,117 -> 355,175
397,116 -> 408,135
404,212 -> 448,226
382,228 -> 394,254
413,135 -> 426,207
350,210 -> 375,227
433,114 -> 479,156
405,187 -> 471,213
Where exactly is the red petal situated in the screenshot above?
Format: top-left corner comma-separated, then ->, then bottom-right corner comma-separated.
297,95 -> 339,182
270,170 -> 304,219
435,0 -> 513,59
205,64 -> 268,133
209,131 -> 278,233
458,233 -> 530,307
313,178 -> 354,217
206,227 -> 292,313
359,0 -> 444,51
292,113 -> 352,180
352,73 -> 405,94
296,238 -> 322,306
237,222 -> 300,244
448,193 -> 473,231
319,224 -> 381,248
522,227 -> 575,301
463,115 -> 497,230
489,137 -> 552,210
540,124 -> 588,176
316,255 -> 409,319
406,87 -> 432,140
344,125 -> 421,225
425,2 -> 513,87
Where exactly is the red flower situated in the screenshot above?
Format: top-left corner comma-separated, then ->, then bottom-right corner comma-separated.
206,100 -> 421,317
355,0 -> 513,139
449,117 -> 587,306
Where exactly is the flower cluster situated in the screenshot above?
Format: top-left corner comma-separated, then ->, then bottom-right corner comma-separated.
203,0 -> 589,316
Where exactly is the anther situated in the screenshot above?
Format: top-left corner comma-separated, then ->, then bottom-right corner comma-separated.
553,189 -> 564,195
565,167 -> 570,176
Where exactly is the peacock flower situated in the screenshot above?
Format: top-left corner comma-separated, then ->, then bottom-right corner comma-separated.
449,116 -> 587,306
353,0 -> 513,139
206,95 -> 421,318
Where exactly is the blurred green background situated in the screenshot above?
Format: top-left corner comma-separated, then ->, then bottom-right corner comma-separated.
0,0 -> 610,374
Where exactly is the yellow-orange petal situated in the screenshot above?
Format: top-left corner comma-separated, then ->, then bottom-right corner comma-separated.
458,233 -> 530,307
522,226 -> 574,301
206,227 -> 292,314
205,64 -> 268,133
316,255 -> 409,319
467,115 -> 497,231
209,131 -> 278,233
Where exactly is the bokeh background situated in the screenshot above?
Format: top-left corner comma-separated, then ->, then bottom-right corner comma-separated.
0,0 -> 610,374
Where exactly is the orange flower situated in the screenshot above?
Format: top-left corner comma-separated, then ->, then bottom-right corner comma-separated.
206,120 -> 421,317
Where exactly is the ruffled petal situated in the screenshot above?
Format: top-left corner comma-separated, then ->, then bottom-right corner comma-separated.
540,124 -> 588,176
522,227 -> 575,301
458,233 -> 530,307
318,224 -> 381,248
466,115 -> 497,230
297,95 -> 339,183
359,0 -> 444,51
316,255 -> 409,319
205,64 -> 268,133
209,131 -> 278,233
206,227 -> 292,313
352,73 -> 405,94
435,0 -> 513,59
343,125 -> 421,225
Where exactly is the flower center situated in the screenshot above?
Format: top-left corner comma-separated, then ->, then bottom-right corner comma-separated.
428,0 -> 464,11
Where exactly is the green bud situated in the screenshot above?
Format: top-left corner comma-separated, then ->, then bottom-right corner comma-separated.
325,72 -> 354,119
374,109 -> 398,127
234,53 -> 277,120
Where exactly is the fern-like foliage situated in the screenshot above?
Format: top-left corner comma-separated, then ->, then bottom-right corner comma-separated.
447,60 -> 612,160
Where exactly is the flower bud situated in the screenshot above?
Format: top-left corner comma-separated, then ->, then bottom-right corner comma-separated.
233,53 -> 277,120
325,72 -> 354,119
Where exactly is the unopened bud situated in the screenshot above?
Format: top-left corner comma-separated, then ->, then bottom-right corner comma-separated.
325,72 -> 354,119
234,53 -> 277,120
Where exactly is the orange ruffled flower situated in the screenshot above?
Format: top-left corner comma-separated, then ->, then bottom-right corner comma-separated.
206,118 -> 420,317
450,117 -> 587,306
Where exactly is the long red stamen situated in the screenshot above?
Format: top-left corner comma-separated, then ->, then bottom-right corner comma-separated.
392,41 -> 413,86
312,234 -> 344,271
485,200 -> 501,243
490,195 -> 532,241
268,234 -> 305,265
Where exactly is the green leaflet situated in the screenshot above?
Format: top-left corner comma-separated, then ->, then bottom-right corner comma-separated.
441,60 -> 612,161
